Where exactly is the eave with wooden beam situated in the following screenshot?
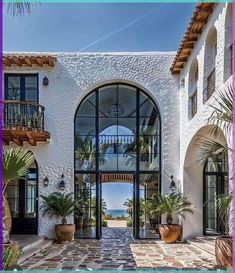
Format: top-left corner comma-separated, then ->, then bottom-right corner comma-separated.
171,3 -> 215,75
3,54 -> 57,68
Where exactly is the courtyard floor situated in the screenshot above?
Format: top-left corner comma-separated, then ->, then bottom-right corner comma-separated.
19,228 -> 224,271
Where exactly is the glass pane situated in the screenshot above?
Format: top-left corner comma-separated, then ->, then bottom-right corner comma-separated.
139,135 -> 159,155
118,85 -> 136,117
75,117 -> 95,135
7,76 -> 20,100
118,118 -> 136,134
139,92 -> 158,117
25,76 -> 37,89
6,181 -> 19,218
75,153 -> 96,171
118,153 -> 136,171
25,180 -> 36,218
100,153 -> 118,171
99,85 -> 117,117
25,89 -> 38,102
77,93 -> 96,117
205,175 -> 217,232
139,117 -> 159,135
140,153 -> 159,171
139,174 -> 160,239
99,118 -> 117,134
75,174 -> 97,239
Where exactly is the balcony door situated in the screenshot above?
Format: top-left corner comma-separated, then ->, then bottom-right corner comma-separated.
6,163 -> 38,235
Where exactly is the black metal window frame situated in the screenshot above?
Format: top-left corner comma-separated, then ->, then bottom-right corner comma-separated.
74,83 -> 162,239
203,153 -> 229,235
4,73 -> 39,103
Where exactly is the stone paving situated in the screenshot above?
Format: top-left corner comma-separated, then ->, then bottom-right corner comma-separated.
19,228 -> 224,271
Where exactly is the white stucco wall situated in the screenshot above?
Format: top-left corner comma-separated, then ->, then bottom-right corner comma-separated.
179,3 -> 233,239
4,52 -> 179,238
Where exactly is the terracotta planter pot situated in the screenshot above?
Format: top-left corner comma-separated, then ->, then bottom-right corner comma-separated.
55,224 -> 75,243
3,242 -> 20,269
215,236 -> 232,269
159,224 -> 181,243
75,216 -> 84,229
83,218 -> 93,229
4,196 -> 12,234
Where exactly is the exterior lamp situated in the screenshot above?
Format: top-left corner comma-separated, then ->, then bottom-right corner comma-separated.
43,76 -> 49,86
169,175 -> 177,192
43,176 -> 49,187
59,174 -> 65,190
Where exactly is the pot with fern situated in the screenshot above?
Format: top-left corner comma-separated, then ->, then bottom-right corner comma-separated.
41,192 -> 77,243
146,192 -> 193,243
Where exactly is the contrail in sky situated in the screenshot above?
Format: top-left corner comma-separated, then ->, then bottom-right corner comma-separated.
78,4 -> 166,52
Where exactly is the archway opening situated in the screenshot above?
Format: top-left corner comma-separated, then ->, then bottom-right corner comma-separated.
74,83 -> 161,239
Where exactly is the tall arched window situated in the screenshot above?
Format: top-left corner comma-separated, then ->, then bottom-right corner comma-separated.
203,26 -> 217,102
188,58 -> 198,119
74,83 -> 161,239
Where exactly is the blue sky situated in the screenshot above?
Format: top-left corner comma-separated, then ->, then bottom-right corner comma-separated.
102,183 -> 132,210
4,3 -> 195,52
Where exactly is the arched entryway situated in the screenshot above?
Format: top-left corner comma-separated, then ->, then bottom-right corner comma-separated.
6,160 -> 38,235
183,125 -> 229,238
74,83 -> 161,239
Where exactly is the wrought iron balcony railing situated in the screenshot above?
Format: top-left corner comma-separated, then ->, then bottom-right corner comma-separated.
203,68 -> 215,103
3,100 -> 45,131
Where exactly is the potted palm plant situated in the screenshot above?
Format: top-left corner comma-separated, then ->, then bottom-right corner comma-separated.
146,192 -> 193,243
40,192 -> 77,243
213,194 -> 232,269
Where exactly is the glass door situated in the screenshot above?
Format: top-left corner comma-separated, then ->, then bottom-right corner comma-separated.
6,167 -> 38,234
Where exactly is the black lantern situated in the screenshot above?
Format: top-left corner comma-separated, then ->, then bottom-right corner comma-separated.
59,174 -> 65,190
43,76 -> 49,86
43,176 -> 49,187
169,175 -> 177,192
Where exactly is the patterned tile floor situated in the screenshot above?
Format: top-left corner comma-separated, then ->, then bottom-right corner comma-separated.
19,228 -> 224,271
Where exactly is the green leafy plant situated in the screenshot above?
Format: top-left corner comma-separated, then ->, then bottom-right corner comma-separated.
3,245 -> 21,270
146,193 -> 193,224
40,192 -> 77,225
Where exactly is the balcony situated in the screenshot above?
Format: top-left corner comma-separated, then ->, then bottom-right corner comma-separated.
203,68 -> 215,103
3,100 -> 50,146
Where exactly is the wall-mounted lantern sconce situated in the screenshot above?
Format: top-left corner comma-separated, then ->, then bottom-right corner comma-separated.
43,176 -> 49,187
43,76 -> 49,86
59,174 -> 65,190
169,175 -> 177,192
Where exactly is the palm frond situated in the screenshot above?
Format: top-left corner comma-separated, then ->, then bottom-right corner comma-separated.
40,192 -> 77,224
208,84 -> 233,136
6,1 -> 37,17
3,148 -> 35,192
195,137 -> 230,165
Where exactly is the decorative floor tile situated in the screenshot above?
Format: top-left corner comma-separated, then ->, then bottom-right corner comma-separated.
19,228 -> 223,271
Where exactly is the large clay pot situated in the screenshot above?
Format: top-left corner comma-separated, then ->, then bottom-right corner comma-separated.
83,218 -> 93,229
3,242 -> 20,269
55,224 -> 75,243
4,196 -> 12,234
75,216 -> 84,229
215,236 -> 232,269
159,224 -> 181,243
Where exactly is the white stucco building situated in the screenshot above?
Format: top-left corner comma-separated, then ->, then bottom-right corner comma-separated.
3,2 -> 233,240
